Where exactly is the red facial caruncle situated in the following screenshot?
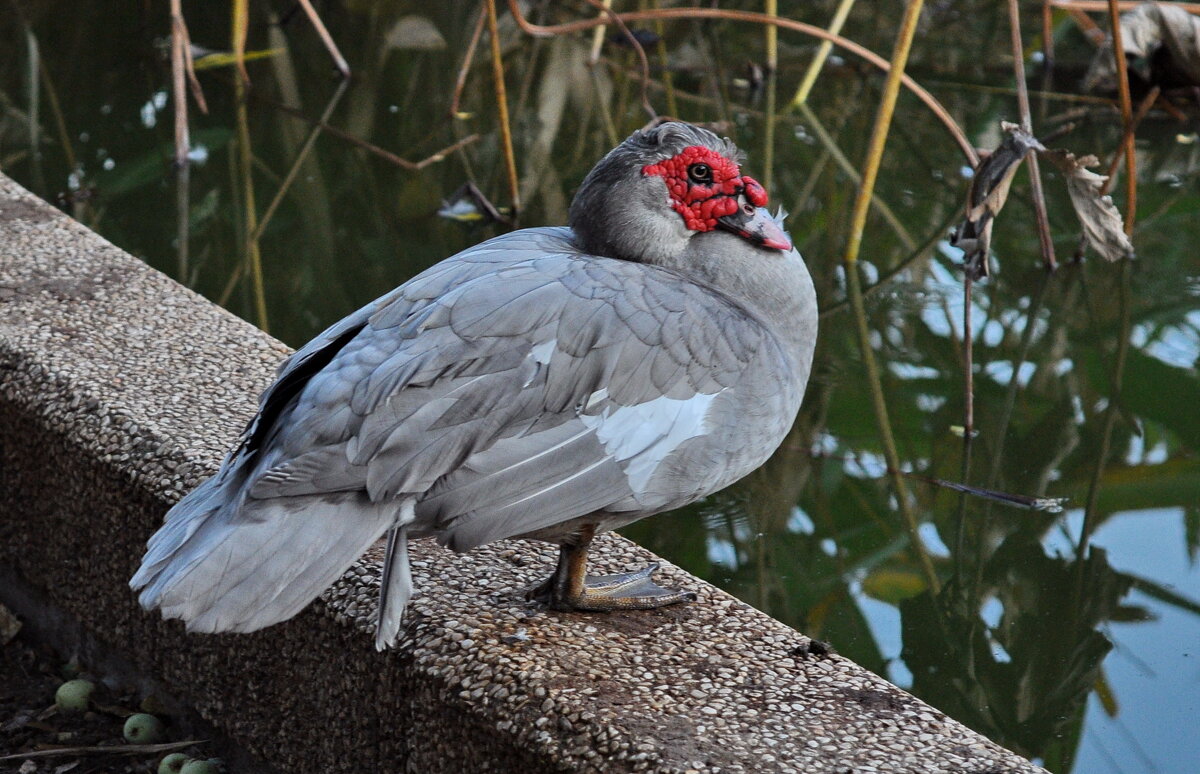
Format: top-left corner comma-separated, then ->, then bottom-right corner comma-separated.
641,145 -> 769,233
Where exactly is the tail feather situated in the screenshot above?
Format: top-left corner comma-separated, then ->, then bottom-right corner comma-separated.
130,469 -> 233,589
221,500 -> 396,632
375,500 -> 417,650
133,476 -> 402,636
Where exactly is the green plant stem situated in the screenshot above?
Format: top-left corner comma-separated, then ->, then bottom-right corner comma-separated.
841,0 -> 939,593
232,0 -> 249,83
588,0 -> 614,65
817,207 -> 959,320
23,25 -> 43,194
37,62 -> 73,173
763,70 -> 776,194
450,6 -> 487,118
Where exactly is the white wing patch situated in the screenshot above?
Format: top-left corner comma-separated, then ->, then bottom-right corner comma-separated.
529,339 -> 556,365
524,339 -> 557,387
583,387 -> 609,411
579,392 -> 721,492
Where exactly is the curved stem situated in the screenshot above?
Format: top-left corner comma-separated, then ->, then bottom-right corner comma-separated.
504,1 -> 978,166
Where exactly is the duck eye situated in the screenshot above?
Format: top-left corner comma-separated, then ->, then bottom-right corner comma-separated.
687,163 -> 712,184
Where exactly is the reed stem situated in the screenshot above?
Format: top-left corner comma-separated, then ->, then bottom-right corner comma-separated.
170,0 -> 190,168
841,0 -> 939,592
295,0 -> 350,78
791,0 -> 857,107
1008,0 -> 1057,271
486,0 -> 521,217
1105,0 -> 1137,234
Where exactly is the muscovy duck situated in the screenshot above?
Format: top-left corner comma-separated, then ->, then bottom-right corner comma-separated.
131,122 -> 818,650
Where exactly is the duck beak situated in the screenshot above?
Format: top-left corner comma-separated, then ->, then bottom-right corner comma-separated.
716,199 -> 793,251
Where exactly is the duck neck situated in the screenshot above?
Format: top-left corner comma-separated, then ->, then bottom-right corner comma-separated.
664,231 -> 818,362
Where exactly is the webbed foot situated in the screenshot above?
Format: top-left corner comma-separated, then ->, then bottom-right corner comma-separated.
526,531 -> 697,612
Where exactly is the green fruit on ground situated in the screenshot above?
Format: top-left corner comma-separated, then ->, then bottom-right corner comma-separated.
123,712 -> 165,743
54,679 -> 95,711
158,753 -> 189,774
180,759 -> 221,774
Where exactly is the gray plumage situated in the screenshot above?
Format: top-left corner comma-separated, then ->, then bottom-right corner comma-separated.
131,122 -> 818,649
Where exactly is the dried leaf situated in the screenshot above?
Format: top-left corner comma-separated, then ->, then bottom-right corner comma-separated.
1041,149 -> 1136,262
1084,3 -> 1200,92
950,122 -> 1044,280
0,601 -> 20,645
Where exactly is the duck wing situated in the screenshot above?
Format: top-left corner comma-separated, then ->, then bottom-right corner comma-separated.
253,227 -> 777,544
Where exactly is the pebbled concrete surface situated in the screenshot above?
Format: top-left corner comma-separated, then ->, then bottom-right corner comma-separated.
0,172 -> 1047,774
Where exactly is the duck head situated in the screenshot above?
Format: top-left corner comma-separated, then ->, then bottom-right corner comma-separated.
569,122 -> 792,266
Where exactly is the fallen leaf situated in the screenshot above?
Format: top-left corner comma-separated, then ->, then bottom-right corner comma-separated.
1041,149 -> 1136,262
950,122 -> 1044,280
1084,3 -> 1200,92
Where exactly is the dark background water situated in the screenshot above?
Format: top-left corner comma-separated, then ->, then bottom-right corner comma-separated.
2,2 -> 1198,771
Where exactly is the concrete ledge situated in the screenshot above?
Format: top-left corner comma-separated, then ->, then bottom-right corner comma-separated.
0,173 -> 1045,774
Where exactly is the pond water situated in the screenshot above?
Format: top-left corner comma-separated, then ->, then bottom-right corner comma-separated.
2,2 -> 1198,771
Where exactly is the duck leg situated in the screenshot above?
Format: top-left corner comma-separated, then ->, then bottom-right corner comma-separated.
528,527 -> 697,611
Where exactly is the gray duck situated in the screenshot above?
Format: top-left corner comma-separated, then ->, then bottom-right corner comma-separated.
131,122 -> 818,650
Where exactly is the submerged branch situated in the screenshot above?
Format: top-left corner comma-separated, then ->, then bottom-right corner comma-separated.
899,470 -> 1068,513
255,94 -> 480,170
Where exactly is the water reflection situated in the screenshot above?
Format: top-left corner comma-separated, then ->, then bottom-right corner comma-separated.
2,2 -> 1199,771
